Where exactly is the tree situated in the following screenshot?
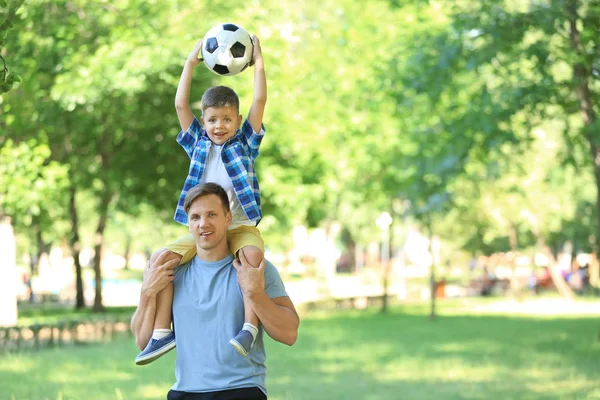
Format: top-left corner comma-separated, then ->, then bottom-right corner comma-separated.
3,0 -> 270,310
401,0 -> 599,251
3,0 -> 188,309
0,0 -> 24,93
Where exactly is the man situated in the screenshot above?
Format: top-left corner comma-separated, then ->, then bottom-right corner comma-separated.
131,183 -> 300,400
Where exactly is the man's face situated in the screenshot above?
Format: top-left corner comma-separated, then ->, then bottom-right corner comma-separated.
201,106 -> 242,145
187,194 -> 232,252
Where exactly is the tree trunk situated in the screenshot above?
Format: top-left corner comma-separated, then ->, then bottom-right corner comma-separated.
427,217 -> 436,320
538,238 -> 575,300
27,252 -> 35,303
92,191 -> 114,312
28,218 -> 51,302
380,210 -> 395,313
339,227 -> 357,273
590,253 -> 599,288
566,0 -> 600,252
548,255 -> 575,300
507,223 -> 519,293
34,219 -> 51,276
67,184 -> 85,309
124,233 -> 131,270
381,248 -> 390,314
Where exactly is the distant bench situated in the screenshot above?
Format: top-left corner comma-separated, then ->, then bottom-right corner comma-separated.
0,315 -> 132,353
298,294 -> 388,313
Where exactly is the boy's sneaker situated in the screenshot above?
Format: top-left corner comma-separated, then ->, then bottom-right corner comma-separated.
135,331 -> 176,365
229,330 -> 254,357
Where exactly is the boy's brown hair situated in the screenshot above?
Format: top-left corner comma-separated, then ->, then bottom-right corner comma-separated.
201,86 -> 239,113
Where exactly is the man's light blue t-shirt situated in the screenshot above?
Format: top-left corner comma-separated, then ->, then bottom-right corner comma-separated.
171,254 -> 288,395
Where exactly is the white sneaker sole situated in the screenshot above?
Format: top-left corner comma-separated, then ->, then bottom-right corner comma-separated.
229,338 -> 249,357
135,341 -> 176,365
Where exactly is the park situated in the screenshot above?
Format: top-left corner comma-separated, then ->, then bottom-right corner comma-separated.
1,0 -> 600,399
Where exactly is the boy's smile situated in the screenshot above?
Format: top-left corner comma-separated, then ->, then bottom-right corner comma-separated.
202,105 -> 242,145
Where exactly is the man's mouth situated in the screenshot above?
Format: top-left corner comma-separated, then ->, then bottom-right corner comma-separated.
200,231 -> 213,237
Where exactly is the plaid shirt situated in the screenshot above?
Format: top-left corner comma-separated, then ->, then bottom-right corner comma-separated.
174,117 -> 265,226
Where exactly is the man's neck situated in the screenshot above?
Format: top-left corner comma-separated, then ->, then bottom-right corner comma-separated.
195,245 -> 232,262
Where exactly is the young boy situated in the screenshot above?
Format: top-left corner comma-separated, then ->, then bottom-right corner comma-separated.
135,35 -> 267,365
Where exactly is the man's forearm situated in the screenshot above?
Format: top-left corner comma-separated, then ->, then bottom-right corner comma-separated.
130,292 -> 158,350
248,292 -> 298,345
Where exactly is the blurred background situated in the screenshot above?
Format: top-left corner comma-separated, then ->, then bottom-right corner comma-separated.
1,0 -> 599,399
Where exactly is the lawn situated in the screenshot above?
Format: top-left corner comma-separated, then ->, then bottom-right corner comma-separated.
16,305 -> 136,326
1,302 -> 599,400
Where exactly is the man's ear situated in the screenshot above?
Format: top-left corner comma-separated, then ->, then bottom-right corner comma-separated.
226,211 -> 232,226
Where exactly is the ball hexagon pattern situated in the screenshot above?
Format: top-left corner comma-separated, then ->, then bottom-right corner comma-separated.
201,23 -> 254,76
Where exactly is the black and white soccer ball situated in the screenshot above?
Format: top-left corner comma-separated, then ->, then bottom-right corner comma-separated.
201,23 -> 254,76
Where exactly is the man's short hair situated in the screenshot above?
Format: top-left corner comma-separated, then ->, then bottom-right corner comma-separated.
201,86 -> 239,113
183,183 -> 231,214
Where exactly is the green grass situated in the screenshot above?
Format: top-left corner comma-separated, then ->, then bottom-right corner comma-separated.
16,306 -> 137,326
1,303 -> 599,400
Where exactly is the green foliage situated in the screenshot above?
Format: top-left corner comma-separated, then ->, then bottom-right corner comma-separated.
1,0 -> 599,289
384,0 -> 599,254
0,0 -> 24,93
0,139 -> 69,229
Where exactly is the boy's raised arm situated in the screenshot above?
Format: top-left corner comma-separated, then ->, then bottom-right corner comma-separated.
247,35 -> 267,134
175,40 -> 203,132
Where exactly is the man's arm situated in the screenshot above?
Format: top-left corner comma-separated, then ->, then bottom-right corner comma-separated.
247,35 -> 267,134
130,291 -> 158,350
234,254 -> 299,346
130,250 -> 179,350
175,40 -> 203,132
248,292 -> 299,346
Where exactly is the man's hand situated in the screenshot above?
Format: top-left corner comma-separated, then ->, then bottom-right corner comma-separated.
141,250 -> 180,297
186,39 -> 204,67
233,251 -> 265,296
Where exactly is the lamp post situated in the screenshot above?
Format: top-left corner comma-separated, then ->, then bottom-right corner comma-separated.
376,212 -> 393,313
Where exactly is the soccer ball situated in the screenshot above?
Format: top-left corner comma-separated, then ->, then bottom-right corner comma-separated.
201,23 -> 254,76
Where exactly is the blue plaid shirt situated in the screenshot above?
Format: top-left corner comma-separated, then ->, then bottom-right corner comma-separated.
174,117 -> 265,226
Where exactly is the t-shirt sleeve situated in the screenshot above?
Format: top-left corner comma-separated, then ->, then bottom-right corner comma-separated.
176,117 -> 203,158
263,259 -> 288,299
240,119 -> 266,159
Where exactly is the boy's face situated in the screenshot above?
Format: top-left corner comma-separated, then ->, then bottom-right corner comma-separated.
201,105 -> 242,145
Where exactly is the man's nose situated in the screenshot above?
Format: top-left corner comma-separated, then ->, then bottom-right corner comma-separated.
198,217 -> 209,227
